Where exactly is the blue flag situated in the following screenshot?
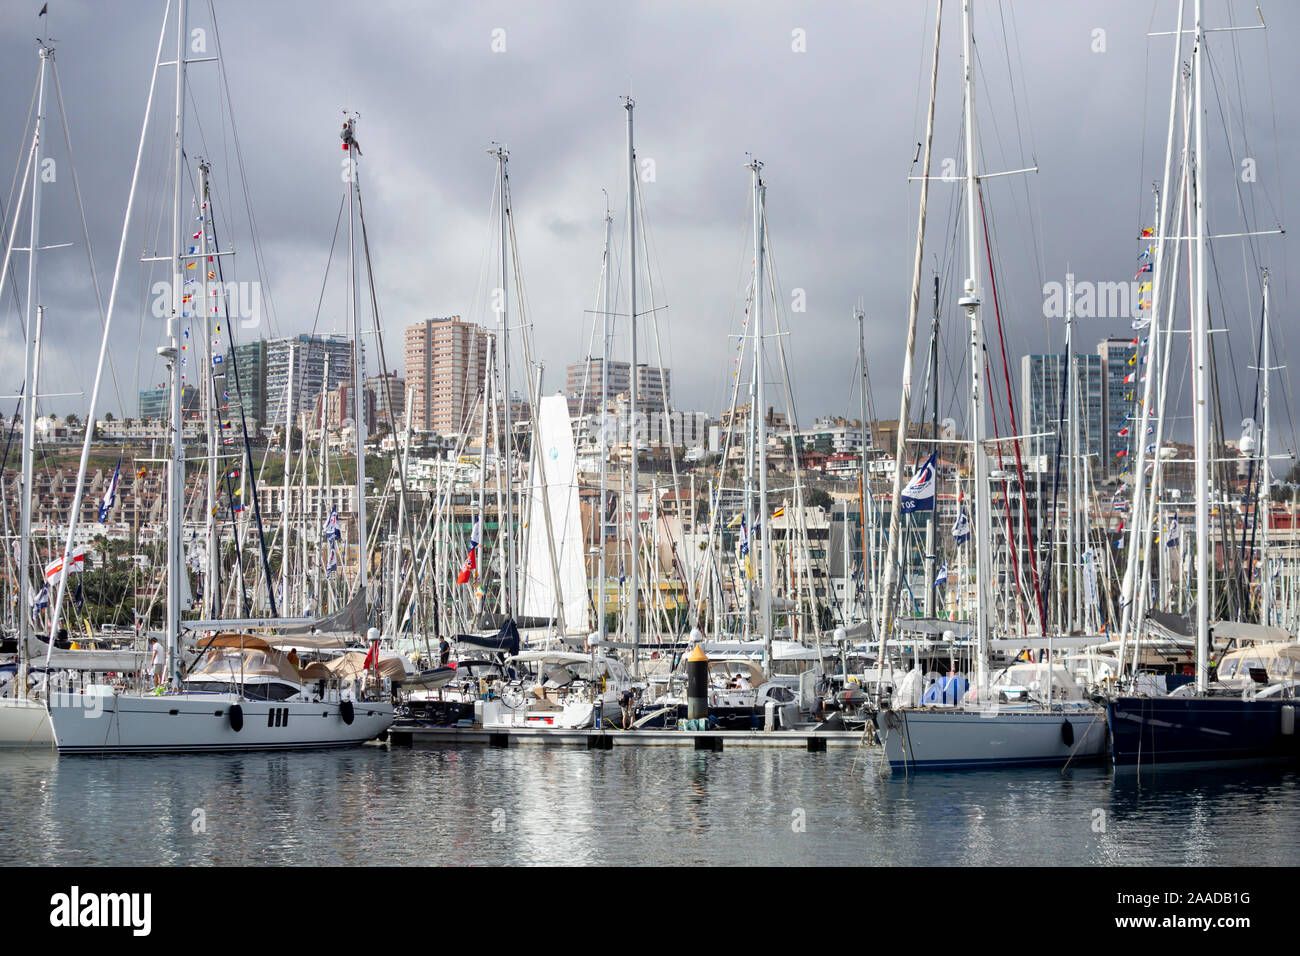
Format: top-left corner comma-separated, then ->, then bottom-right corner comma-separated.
900,453 -> 936,513
99,457 -> 121,522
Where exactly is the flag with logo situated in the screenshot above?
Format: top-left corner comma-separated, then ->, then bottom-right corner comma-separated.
900,453 -> 936,513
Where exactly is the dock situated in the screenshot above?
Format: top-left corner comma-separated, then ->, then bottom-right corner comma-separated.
386,723 -> 874,751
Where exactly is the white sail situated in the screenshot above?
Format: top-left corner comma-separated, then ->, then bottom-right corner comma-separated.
520,395 -> 589,634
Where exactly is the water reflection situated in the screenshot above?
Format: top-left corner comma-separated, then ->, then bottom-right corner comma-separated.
0,746 -> 1295,865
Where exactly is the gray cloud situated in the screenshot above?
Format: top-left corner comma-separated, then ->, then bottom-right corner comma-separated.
1,0 -> 1295,451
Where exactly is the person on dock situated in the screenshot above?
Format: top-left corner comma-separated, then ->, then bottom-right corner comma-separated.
619,686 -> 635,730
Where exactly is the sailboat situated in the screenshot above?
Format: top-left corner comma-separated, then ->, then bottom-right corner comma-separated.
45,0 -> 392,753
877,0 -> 1106,772
0,35 -> 150,747
1107,0 -> 1296,770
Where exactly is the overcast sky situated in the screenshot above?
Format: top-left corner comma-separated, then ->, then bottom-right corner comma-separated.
1,0 -> 1295,449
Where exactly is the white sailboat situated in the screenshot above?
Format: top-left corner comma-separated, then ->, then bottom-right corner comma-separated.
46,0 -> 392,753
878,0 -> 1106,772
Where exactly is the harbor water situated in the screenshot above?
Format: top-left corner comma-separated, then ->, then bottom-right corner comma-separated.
1,745 -> 1297,866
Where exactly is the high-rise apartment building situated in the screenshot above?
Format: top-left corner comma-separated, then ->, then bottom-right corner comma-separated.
265,334 -> 354,431
139,384 -> 198,420
1097,336 -> 1142,476
1020,353 -> 1106,472
565,358 -> 670,414
225,339 -> 267,431
404,316 -> 491,434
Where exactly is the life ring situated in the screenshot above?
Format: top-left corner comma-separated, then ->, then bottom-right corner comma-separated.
229,703 -> 244,732
340,700 -> 355,725
1060,719 -> 1074,747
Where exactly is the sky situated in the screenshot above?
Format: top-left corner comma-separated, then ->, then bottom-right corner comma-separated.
1,0 -> 1296,452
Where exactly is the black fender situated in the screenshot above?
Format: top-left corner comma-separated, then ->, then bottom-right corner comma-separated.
340,699 -> 355,725
1061,719 -> 1074,747
229,703 -> 244,732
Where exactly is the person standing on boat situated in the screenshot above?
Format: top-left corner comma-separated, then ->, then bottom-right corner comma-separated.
149,637 -> 165,688
439,638 -> 450,667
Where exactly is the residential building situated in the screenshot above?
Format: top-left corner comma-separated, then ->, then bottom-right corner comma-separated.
404,316 -> 491,435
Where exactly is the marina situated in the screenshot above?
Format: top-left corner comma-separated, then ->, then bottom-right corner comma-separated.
0,0 -> 1297,895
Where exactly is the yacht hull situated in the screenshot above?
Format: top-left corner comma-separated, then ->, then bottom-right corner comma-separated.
1108,695 -> 1300,770
0,696 -> 53,748
48,687 -> 394,754
883,706 -> 1108,772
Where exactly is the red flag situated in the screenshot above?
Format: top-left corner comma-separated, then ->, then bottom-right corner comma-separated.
456,545 -> 477,585
362,640 -> 379,671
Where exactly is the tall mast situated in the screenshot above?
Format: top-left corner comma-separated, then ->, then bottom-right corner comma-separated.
493,144 -> 515,618
475,339 -> 491,621
749,158 -> 773,673
198,160 -> 219,618
1192,0 -> 1210,694
624,98 -> 639,675
923,275 -> 940,618
1065,277 -> 1077,632
597,201 -> 613,643
958,0 -> 991,693
1260,271 -> 1272,625
857,305 -> 871,609
1117,0 -> 1188,665
345,115 -> 368,599
165,0 -> 189,683
280,344 -> 295,614
18,43 -> 52,667
875,0 -> 942,684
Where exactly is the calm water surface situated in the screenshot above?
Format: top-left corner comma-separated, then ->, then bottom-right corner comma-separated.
1,744 -> 1296,866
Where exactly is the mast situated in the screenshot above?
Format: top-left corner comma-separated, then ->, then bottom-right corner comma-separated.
876,0 -> 942,685
280,344 -> 294,614
475,339 -> 491,621
1260,271 -> 1272,625
923,275 -> 940,618
1119,19 -> 1191,667
165,0 -> 189,684
958,0 -> 991,694
198,160 -> 219,618
345,115 -> 368,601
856,305 -> 871,613
1065,276 -> 1077,633
18,43 -> 51,673
749,158 -> 774,673
493,144 -> 515,618
597,201 -> 613,643
1192,0 -> 1210,694
624,98 -> 639,675
319,351 -> 331,612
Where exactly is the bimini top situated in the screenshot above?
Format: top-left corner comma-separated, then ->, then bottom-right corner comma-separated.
193,633 -> 274,652
187,638 -> 301,685
1218,642 -> 1300,682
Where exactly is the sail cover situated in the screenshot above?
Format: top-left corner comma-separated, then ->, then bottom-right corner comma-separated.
519,395 -> 589,634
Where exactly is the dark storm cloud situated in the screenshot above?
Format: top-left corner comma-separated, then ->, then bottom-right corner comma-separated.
1,1 -> 1295,447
